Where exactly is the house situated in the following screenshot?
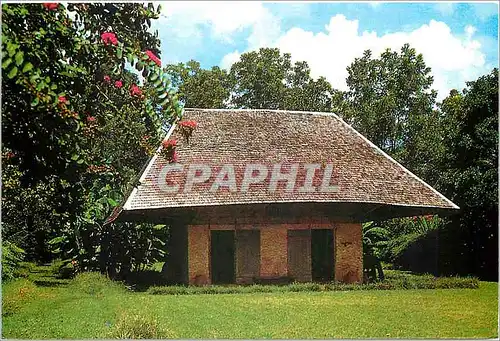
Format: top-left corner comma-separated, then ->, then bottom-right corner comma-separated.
110,108 -> 459,285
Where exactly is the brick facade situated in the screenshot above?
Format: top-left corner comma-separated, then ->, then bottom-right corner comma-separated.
335,223 -> 363,283
187,225 -> 210,285
187,221 -> 363,285
260,225 -> 288,277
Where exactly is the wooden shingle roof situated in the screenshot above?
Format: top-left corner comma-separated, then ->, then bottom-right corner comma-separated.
115,108 -> 458,223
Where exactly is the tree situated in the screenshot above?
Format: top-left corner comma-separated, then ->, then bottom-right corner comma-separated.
343,44 -> 440,177
436,69 -> 498,280
229,48 -> 334,111
165,60 -> 231,108
2,3 -> 184,276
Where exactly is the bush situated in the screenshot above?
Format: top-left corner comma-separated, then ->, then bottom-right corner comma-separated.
2,241 -> 26,281
70,272 -> 127,296
146,272 -> 479,295
107,311 -> 176,339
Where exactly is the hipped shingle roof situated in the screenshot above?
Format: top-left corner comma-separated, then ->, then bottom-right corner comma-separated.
116,108 -> 458,223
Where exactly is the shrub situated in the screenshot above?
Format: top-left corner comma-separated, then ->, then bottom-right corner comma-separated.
1,241 -> 26,281
70,272 -> 126,296
146,271 -> 479,295
107,311 -> 176,339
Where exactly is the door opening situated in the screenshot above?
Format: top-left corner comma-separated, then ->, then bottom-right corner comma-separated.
211,230 -> 235,284
311,229 -> 334,282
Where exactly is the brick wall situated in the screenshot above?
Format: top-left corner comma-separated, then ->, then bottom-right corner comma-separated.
260,225 -> 288,277
187,221 -> 363,285
335,222 -> 362,283
188,225 -> 210,285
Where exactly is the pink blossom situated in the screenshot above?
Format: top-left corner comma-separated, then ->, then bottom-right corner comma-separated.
162,139 -> 177,149
145,50 -> 161,67
43,3 -> 58,10
101,32 -> 118,46
114,80 -> 123,88
58,96 -> 68,104
87,116 -> 96,123
130,84 -> 142,97
103,75 -> 111,83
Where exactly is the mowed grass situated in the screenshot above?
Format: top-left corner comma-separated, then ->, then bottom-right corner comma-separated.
2,272 -> 498,339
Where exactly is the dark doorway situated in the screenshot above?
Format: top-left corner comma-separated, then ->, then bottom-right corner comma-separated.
211,230 -> 235,284
163,224 -> 188,285
311,229 -> 334,282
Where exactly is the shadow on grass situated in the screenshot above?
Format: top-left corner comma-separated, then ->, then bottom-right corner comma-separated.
122,270 -> 170,292
33,279 -> 71,287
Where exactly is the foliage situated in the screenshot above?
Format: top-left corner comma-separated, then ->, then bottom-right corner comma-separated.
2,3 -> 183,274
342,44 -> 441,180
1,241 -> 26,281
229,48 -> 334,111
70,271 -> 126,296
435,68 -> 498,280
165,60 -> 231,108
146,272 -> 478,295
362,222 -> 388,281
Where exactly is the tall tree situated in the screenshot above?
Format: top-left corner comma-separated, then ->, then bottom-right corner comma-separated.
229,48 -> 334,111
436,69 -> 498,280
2,3 -> 183,274
343,44 -> 440,177
165,60 -> 231,108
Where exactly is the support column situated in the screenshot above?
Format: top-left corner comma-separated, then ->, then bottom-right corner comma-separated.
260,225 -> 288,277
335,223 -> 363,283
188,225 -> 210,285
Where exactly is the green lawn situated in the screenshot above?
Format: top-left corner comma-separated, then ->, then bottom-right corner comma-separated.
2,270 -> 498,339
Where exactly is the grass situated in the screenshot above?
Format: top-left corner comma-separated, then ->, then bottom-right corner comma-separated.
2,266 -> 498,339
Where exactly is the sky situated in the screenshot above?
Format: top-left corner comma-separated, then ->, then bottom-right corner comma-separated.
150,1 -> 499,101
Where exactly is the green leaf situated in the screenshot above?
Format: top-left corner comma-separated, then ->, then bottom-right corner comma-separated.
107,198 -> 118,207
160,96 -> 169,106
49,236 -> 66,245
2,57 -> 12,69
127,53 -> 134,64
148,72 -> 158,82
77,159 -> 84,164
31,97 -> 39,107
136,61 -> 144,72
117,48 -> 122,60
22,62 -> 33,73
7,66 -> 18,79
14,51 -> 24,66
71,154 -> 79,161
50,83 -> 57,90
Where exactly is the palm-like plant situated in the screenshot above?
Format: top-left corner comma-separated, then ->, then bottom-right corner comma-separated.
362,222 -> 389,282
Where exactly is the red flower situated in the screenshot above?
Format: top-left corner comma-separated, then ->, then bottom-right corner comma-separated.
87,116 -> 96,123
101,32 -> 118,46
5,152 -> 15,159
130,84 -> 142,97
43,3 -> 59,10
179,120 -> 197,129
162,139 -> 177,149
114,80 -> 123,88
144,50 -> 161,67
58,96 -> 68,104
103,75 -> 111,83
